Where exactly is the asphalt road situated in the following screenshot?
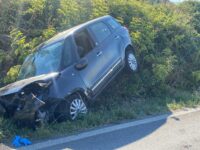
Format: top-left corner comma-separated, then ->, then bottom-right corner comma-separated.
39,109 -> 200,150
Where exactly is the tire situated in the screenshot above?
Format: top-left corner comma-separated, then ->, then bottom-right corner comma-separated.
56,93 -> 88,121
125,50 -> 138,73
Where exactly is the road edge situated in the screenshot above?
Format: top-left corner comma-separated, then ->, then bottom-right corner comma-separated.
19,107 -> 200,150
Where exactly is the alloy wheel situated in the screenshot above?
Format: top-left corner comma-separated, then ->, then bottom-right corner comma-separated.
127,53 -> 137,71
70,98 -> 87,120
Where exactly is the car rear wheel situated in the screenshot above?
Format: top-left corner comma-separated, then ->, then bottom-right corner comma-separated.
125,50 -> 138,72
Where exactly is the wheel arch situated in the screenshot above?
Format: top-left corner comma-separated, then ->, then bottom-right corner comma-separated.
54,88 -> 88,121
64,88 -> 89,101
53,88 -> 88,111
122,44 -> 135,61
125,44 -> 135,54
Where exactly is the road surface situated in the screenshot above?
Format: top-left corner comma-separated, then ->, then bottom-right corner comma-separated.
37,108 -> 200,150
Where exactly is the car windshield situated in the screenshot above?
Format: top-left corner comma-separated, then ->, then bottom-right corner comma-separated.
18,40 -> 64,80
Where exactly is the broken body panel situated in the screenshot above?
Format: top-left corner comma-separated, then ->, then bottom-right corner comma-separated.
0,73 -> 59,124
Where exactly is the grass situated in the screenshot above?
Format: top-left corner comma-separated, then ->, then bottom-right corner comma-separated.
1,73 -> 200,145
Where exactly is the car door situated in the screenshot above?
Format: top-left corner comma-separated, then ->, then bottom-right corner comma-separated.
73,28 -> 107,93
89,21 -> 123,80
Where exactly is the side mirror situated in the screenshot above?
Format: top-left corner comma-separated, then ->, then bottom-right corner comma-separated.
75,59 -> 88,70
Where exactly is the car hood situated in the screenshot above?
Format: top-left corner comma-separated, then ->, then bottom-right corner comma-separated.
0,72 -> 59,97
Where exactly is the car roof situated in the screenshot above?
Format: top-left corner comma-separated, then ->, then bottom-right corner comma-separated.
43,15 -> 112,46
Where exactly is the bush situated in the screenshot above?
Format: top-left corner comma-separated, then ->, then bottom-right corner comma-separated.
0,0 -> 200,97
3,65 -> 21,84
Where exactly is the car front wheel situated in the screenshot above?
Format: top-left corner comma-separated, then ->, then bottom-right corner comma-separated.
69,94 -> 88,120
125,50 -> 138,72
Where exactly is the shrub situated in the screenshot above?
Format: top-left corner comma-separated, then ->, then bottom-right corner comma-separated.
3,65 -> 21,84
0,0 -> 200,97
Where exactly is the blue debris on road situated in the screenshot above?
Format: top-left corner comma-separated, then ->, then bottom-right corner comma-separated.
12,135 -> 32,148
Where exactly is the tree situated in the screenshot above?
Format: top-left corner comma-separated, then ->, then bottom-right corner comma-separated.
90,0 -> 109,19
57,0 -> 81,30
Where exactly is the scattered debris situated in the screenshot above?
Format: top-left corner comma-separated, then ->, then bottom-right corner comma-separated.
12,136 -> 32,148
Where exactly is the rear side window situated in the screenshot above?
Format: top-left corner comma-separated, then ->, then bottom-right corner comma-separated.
74,29 -> 94,58
107,18 -> 120,29
90,22 -> 111,43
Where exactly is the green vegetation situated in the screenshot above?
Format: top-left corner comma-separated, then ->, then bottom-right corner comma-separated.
0,0 -> 200,143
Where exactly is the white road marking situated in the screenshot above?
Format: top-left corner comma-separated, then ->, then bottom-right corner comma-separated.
19,107 -> 200,150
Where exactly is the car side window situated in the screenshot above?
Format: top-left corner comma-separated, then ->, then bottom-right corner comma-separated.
74,29 -> 94,58
62,38 -> 73,67
90,22 -> 111,43
107,18 -> 120,29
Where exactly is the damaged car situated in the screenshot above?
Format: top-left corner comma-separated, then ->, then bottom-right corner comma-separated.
0,15 -> 137,126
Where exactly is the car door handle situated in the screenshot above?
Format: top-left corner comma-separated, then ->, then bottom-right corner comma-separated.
115,35 -> 120,40
97,51 -> 103,57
